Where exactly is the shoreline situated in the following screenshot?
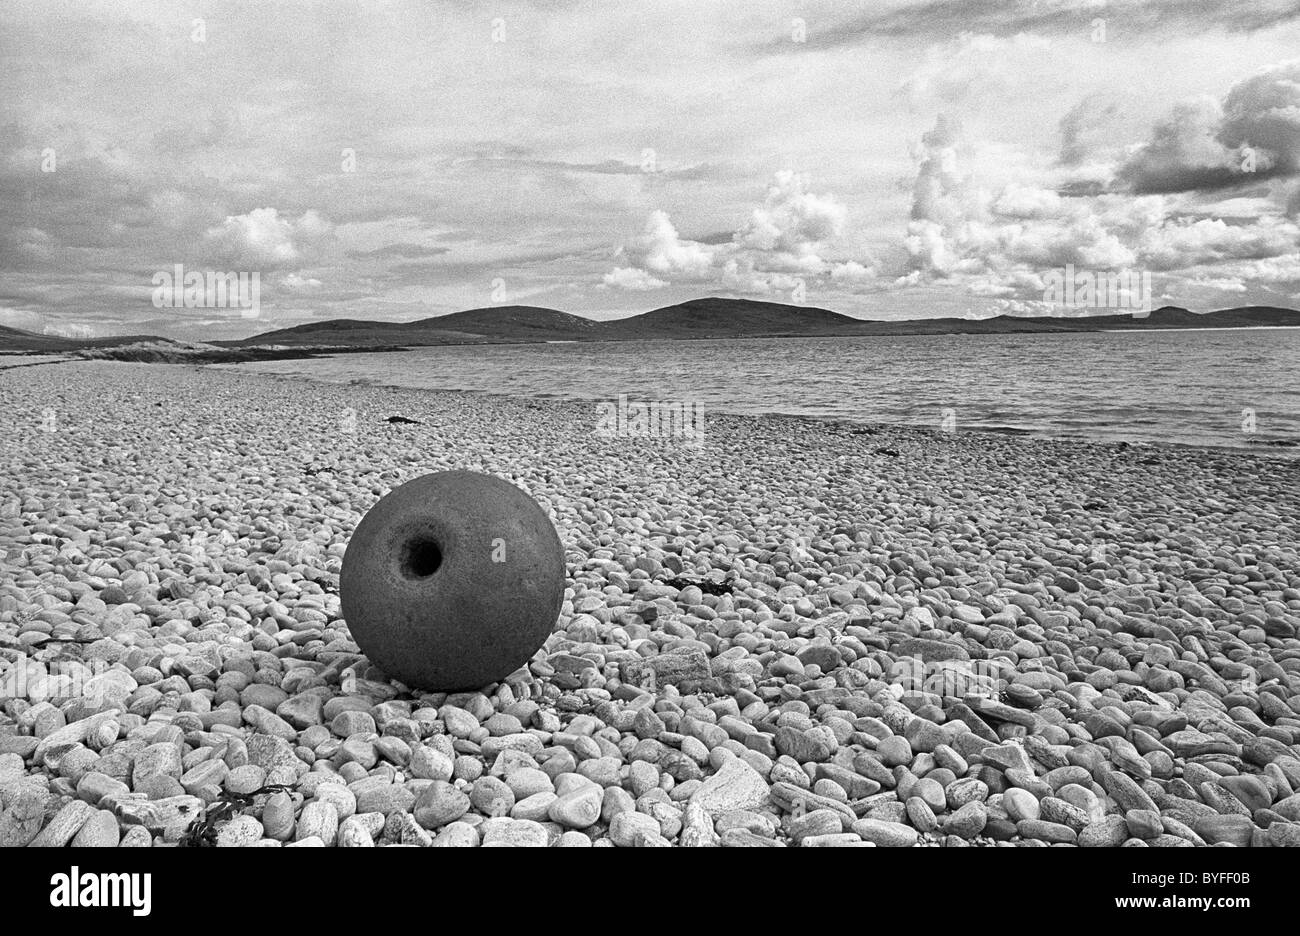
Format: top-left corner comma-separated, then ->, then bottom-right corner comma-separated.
216,359 -> 1300,463
4,318 -> 1300,361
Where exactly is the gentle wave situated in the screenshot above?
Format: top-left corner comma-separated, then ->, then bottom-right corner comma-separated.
227,330 -> 1300,453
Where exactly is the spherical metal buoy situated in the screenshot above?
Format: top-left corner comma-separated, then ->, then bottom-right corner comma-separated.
340,470 -> 565,691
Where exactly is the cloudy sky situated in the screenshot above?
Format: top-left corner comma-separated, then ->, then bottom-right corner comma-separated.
3,0 -> 1300,339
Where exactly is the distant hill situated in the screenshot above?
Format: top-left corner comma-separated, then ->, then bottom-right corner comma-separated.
600,297 -> 869,338
605,297 -> 1100,338
4,300 -> 1298,358
73,340 -> 341,364
596,300 -> 1300,339
412,305 -> 602,338
1020,305 -> 1300,330
234,299 -> 1300,347
225,305 -> 595,347
0,324 -> 87,352
0,325 -> 177,353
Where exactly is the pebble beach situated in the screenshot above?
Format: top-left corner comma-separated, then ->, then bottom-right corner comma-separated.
2,360 -> 1299,848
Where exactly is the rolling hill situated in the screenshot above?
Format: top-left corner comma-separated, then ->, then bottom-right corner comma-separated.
599,297 -> 870,338
226,305 -> 597,347
602,297 -> 1096,339
233,299 -> 1300,346
605,300 -> 1300,337
4,300 -> 1299,359
1012,305 -> 1300,330
0,325 -> 179,353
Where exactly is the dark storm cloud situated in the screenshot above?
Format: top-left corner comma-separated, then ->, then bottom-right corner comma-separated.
1120,61 -> 1300,194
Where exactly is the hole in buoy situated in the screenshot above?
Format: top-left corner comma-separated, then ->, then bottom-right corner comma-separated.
401,536 -> 443,579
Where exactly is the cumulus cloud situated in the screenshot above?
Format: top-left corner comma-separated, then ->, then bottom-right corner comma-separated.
910,115 -> 966,227
905,114 -> 985,277
898,110 -> 1300,309
1120,60 -> 1300,193
1220,60 -> 1300,174
1138,216 -> 1300,271
627,210 -> 715,279
1180,250 -> 1300,289
1058,95 -> 1120,167
1119,97 -> 1246,193
829,260 -> 878,284
719,257 -> 805,295
992,183 -> 1064,220
734,171 -> 847,258
604,172 -> 866,294
602,266 -> 666,290
279,272 -> 324,292
600,214 -> 715,291
204,208 -> 334,269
